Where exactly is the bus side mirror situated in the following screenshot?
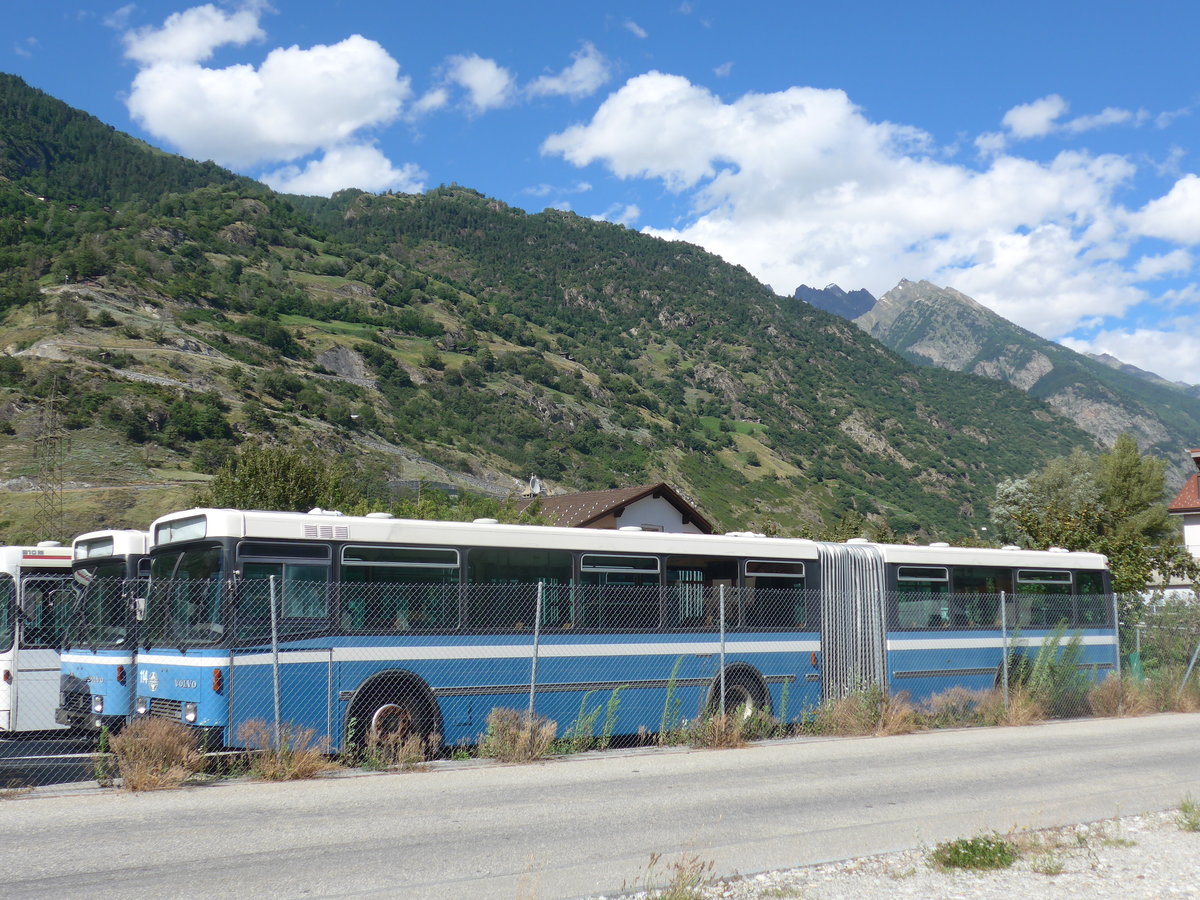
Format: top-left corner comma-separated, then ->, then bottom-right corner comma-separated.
133,597 -> 146,622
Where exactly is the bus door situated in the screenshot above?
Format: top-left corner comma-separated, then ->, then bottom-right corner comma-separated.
236,545 -> 332,735
14,573 -> 72,731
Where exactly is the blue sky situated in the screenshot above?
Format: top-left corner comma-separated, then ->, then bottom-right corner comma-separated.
7,1 -> 1200,384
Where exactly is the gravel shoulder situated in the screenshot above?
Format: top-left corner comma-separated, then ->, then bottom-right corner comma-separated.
602,808 -> 1200,899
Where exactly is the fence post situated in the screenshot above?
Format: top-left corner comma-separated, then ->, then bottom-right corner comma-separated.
528,582 -> 544,721
1180,637 -> 1200,701
719,585 -> 727,717
269,575 -> 281,750
1000,590 -> 1009,709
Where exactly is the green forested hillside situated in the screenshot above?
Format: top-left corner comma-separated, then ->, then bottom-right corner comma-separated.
0,74 -> 1096,542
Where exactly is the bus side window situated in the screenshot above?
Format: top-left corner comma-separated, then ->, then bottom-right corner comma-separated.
19,580 -> 71,648
1074,570 -> 1109,625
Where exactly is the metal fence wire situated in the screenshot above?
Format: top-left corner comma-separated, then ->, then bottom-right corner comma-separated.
0,580 -> 1193,787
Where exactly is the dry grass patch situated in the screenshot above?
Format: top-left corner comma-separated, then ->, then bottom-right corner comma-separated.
362,730 -> 438,771
922,686 -> 988,728
109,718 -> 204,791
687,710 -> 748,749
976,686 -> 1045,726
806,687 -> 921,736
626,852 -> 715,900
1087,673 -> 1156,717
236,719 -> 336,781
479,708 -> 557,763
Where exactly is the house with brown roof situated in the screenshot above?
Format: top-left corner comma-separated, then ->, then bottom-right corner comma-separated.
518,482 -> 714,534
1167,448 -> 1200,563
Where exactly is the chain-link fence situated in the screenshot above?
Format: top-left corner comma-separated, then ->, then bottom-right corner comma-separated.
4,578 -> 1199,787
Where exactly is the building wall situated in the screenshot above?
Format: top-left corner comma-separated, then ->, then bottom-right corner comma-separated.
1182,512 -> 1200,559
588,496 -> 705,534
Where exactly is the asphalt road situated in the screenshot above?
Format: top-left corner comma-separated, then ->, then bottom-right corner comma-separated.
2,714 -> 1199,900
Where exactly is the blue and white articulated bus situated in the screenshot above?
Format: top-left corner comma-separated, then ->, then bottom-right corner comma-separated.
128,508 -> 1117,751
0,543 -> 74,733
56,530 -> 150,732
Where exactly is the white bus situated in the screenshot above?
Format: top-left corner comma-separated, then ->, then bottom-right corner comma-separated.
0,542 -> 74,732
130,508 -> 1117,750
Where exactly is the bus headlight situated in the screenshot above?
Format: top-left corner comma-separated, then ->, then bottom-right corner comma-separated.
92,695 -> 104,715
135,696 -> 149,716
184,702 -> 198,724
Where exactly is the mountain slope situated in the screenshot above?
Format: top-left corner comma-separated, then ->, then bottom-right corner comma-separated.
793,283 -> 876,320
0,75 -> 1100,542
854,279 -> 1200,483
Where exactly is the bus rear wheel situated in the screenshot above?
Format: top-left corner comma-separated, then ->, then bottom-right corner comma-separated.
712,670 -> 770,719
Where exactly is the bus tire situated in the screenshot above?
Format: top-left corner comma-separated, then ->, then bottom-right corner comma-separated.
709,666 -> 770,718
346,670 -> 442,753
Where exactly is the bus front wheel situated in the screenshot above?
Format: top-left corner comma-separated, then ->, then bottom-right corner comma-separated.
347,673 -> 441,756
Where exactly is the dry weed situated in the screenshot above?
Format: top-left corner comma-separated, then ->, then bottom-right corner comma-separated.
688,711 -> 748,749
626,852 -> 714,900
1087,674 -> 1155,717
876,692 -> 921,735
976,687 -> 1045,726
922,687 -> 987,729
365,730 -> 438,770
236,719 -> 335,780
109,718 -> 204,791
1138,666 -> 1200,712
806,687 -> 920,736
807,691 -> 880,736
480,708 -> 557,763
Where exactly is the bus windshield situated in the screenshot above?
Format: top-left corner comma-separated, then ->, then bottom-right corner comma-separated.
66,561 -> 135,649
145,546 -> 225,647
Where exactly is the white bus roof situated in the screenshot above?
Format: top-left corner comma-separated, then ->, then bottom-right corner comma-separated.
149,508 -> 1108,570
869,541 -> 1108,570
0,543 -> 73,571
72,529 -> 151,561
150,508 -> 823,561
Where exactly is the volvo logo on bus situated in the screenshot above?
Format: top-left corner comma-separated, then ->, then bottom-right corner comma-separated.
175,679 -> 198,690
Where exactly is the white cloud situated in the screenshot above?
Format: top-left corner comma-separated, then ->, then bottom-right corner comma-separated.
542,72 -> 1196,342
1002,94 -> 1068,139
1134,174 -> 1200,244
408,87 -> 450,119
527,42 -> 610,100
262,144 -> 425,196
13,37 -> 37,58
119,2 -> 418,198
123,2 -> 265,65
104,4 -> 137,30
523,181 -> 592,197
1132,249 -> 1193,280
445,54 -> 516,113
1064,107 -> 1135,133
591,203 -> 641,227
1062,322 -> 1200,385
996,94 -> 1141,147
625,20 -> 648,39
713,62 -> 733,78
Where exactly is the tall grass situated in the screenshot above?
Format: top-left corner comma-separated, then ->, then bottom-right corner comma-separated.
236,719 -> 335,780
804,686 -> 920,736
109,718 -> 204,791
480,708 -> 556,763
657,657 -> 686,745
